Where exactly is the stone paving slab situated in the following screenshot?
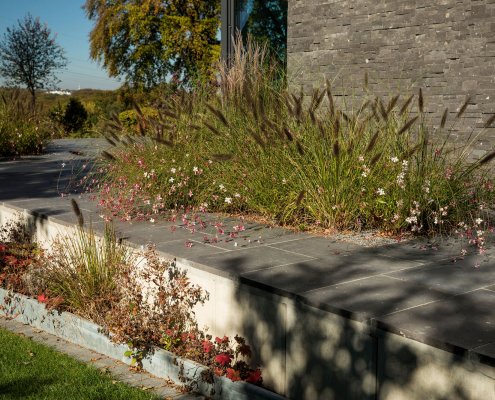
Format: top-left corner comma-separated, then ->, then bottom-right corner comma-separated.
378,290 -> 495,354
370,238 -> 471,263
386,258 -> 495,295
0,316 -> 204,399
242,255 -> 423,294
188,246 -> 316,275
1,139 -> 495,365
303,275 -> 450,320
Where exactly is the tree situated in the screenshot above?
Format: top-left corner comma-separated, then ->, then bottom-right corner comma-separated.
62,98 -> 88,133
84,0 -> 221,89
240,0 -> 288,66
0,14 -> 67,105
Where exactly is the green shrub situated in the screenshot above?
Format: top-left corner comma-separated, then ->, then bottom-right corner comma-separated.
62,97 -> 88,133
118,107 -> 160,133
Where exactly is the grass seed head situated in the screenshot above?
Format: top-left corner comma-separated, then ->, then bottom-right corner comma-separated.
440,108 -> 449,129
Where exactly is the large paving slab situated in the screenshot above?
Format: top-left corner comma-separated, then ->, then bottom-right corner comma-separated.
1,139 -> 495,367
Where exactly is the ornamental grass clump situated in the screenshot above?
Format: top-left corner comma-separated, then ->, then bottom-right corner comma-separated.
41,203 -> 131,324
0,89 -> 51,157
91,37 -> 494,237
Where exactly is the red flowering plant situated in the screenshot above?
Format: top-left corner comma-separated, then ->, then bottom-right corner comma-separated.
210,334 -> 262,384
161,329 -> 262,385
103,246 -> 208,367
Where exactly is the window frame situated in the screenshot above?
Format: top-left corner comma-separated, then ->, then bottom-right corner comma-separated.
221,0 -> 236,64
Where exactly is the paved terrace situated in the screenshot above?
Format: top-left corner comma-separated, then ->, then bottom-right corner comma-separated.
1,139 -> 495,398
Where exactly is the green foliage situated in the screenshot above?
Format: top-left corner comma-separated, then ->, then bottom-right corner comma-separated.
62,98 -> 89,133
0,90 -> 51,157
239,0 -> 288,66
118,107 -> 159,132
44,90 -> 124,138
0,14 -> 67,105
0,328 -> 161,400
84,0 -> 221,88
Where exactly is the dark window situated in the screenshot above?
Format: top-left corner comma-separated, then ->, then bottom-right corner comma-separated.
222,0 -> 288,66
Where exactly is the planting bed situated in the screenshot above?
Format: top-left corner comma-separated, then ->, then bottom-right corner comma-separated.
0,288 -> 282,400
1,139 -> 495,399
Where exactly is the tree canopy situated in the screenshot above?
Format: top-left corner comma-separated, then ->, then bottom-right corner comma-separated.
240,0 -> 288,65
0,14 -> 67,105
84,0 -> 221,89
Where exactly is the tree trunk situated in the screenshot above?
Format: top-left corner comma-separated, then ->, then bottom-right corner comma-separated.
29,87 -> 36,110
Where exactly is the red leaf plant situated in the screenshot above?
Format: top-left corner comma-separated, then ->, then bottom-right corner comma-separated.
214,353 -> 232,366
101,247 -> 262,385
37,293 -> 48,303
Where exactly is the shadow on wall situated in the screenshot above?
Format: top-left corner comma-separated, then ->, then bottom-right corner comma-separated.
233,276 -> 381,399
0,209 -> 55,248
225,245 -> 495,400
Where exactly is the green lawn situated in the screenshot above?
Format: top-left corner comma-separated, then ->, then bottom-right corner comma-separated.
0,328 -> 159,400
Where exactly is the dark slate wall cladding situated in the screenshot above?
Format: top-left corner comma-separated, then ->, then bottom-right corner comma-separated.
287,0 -> 495,157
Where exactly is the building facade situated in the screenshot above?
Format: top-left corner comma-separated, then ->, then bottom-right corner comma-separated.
223,0 -> 495,156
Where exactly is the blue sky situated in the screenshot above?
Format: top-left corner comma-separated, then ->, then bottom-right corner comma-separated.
0,0 -> 121,90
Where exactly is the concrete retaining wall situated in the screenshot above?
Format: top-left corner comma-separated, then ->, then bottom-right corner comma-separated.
1,203 -> 494,399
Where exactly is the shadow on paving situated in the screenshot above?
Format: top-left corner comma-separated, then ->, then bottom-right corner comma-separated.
0,138 -> 107,202
0,161 -> 92,202
226,241 -> 495,400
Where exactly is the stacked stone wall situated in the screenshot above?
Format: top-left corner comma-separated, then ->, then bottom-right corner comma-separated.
287,0 -> 495,157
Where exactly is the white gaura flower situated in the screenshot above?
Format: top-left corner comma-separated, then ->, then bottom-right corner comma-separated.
475,218 -> 483,225
376,188 -> 385,196
405,216 -> 417,224
225,197 -> 232,204
170,167 -> 177,173
391,156 -> 399,163
169,177 -> 175,183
